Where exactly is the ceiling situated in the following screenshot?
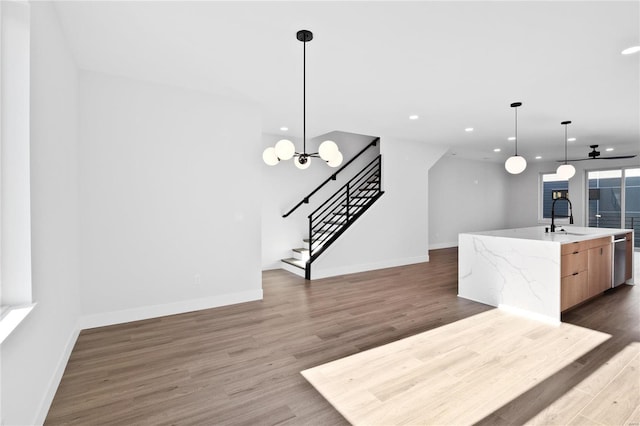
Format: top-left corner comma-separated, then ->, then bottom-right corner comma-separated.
53,1 -> 640,163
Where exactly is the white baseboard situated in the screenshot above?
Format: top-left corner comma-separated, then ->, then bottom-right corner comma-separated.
79,289 -> 263,330
429,241 -> 458,250
34,320 -> 81,426
311,255 -> 429,280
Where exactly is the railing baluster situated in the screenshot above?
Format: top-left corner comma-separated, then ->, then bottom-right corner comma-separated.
346,183 -> 350,222
309,217 -> 313,257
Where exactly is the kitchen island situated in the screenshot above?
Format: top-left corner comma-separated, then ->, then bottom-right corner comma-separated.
458,226 -> 634,323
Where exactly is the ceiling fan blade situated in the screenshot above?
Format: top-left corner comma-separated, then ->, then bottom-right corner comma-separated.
556,154 -> 637,162
556,158 -> 593,162
599,155 -> 637,160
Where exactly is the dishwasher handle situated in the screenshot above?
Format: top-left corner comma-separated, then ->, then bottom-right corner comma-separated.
613,238 -> 626,243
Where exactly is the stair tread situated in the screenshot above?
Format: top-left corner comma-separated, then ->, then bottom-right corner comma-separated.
292,247 -> 309,253
303,236 -> 328,242
282,258 -> 305,269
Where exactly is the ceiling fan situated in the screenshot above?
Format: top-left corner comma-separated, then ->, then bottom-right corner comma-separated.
558,145 -> 638,162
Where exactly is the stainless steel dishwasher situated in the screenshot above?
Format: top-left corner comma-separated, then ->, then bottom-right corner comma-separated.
613,234 -> 627,287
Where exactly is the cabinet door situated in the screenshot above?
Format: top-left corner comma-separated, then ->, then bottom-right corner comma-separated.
561,271 -> 588,311
587,244 -> 612,298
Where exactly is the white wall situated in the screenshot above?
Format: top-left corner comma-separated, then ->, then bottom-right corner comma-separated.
261,132 -> 378,269
429,155 -> 509,249
311,138 -> 448,278
1,2 -> 81,424
506,157 -> 640,229
78,71 -> 263,327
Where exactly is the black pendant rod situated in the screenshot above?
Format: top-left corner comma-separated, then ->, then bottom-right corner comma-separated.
514,106 -> 518,155
296,29 -> 313,157
303,34 -> 306,155
564,124 -> 567,165
562,120 -> 572,165
510,102 -> 522,156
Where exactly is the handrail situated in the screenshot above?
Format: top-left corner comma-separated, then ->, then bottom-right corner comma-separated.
282,137 -> 379,217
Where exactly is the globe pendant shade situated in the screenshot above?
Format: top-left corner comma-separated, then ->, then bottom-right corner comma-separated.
318,140 -> 339,161
274,139 -> 295,160
262,147 -> 279,166
294,156 -> 311,169
505,155 -> 527,174
327,151 -> 343,168
556,163 -> 576,180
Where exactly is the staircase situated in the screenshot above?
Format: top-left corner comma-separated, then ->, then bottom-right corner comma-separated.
281,154 -> 384,279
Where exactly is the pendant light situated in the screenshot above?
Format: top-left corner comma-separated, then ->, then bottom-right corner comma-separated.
556,121 -> 576,179
504,102 -> 527,174
262,30 -> 343,169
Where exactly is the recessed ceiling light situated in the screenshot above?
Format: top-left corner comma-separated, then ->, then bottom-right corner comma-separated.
508,136 -> 516,141
606,147 -> 614,152
535,156 -> 542,159
493,148 -> 501,152
280,127 -> 288,131
409,115 -> 419,120
465,127 -> 474,132
567,137 -> 576,142
622,46 -> 640,55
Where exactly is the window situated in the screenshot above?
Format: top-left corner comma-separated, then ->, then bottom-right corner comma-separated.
588,167 -> 640,248
539,172 -> 569,221
0,0 -> 35,344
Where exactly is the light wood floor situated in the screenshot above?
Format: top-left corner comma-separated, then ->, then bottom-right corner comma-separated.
302,310 -> 638,425
46,248 -> 639,425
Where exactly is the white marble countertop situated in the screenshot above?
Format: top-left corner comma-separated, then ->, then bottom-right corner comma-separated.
464,226 -> 631,244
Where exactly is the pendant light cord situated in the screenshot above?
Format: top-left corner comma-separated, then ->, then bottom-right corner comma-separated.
514,106 -> 518,156
564,124 -> 568,165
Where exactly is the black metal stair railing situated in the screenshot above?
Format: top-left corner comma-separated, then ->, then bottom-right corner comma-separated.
304,154 -> 384,279
282,137 -> 379,218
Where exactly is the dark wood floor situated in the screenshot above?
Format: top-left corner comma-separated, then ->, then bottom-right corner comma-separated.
45,248 -> 638,425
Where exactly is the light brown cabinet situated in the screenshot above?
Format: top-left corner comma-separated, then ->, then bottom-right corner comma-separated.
560,247 -> 588,311
561,236 -> 613,312
561,271 -> 587,311
587,242 -> 612,298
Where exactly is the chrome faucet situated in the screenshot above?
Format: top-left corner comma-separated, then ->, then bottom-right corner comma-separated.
551,196 -> 574,232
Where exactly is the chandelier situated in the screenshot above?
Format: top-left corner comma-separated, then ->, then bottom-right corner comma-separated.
263,30 -> 343,170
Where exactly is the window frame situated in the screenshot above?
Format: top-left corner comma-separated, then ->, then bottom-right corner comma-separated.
538,171 -> 571,225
